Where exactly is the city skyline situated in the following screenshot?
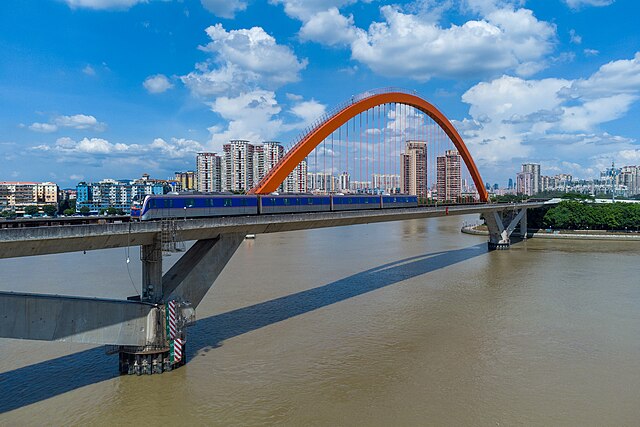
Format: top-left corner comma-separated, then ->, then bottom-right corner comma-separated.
1,1 -> 639,187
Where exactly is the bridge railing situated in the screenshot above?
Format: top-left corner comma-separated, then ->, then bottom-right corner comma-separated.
257,87 -> 417,190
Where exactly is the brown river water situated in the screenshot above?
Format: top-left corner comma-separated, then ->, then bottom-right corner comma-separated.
1,215 -> 639,426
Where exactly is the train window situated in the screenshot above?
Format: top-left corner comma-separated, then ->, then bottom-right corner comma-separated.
241,198 -> 247,206
206,199 -> 213,207
284,198 -> 290,205
224,198 -> 232,207
348,198 -> 352,204
308,198 -> 313,205
186,198 -> 195,207
149,199 -> 155,208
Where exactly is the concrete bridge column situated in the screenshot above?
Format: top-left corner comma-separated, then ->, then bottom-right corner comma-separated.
485,208 -> 528,250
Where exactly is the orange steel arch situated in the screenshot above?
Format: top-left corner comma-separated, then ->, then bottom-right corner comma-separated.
250,92 -> 489,202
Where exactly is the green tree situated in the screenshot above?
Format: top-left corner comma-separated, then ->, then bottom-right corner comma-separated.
63,208 -> 75,216
106,207 -> 117,215
24,205 -> 38,216
43,205 -> 57,216
116,208 -> 125,215
80,206 -> 90,215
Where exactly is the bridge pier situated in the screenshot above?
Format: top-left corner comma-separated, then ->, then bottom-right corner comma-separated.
0,233 -> 244,375
485,208 -> 528,250
119,234 -> 245,374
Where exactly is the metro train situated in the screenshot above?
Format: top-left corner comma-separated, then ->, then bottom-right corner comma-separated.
133,194 -> 419,221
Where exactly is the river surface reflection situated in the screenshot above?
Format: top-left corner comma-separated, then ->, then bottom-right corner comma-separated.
1,215 -> 639,425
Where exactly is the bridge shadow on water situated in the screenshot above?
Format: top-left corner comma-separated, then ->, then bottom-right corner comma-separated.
0,243 -> 486,414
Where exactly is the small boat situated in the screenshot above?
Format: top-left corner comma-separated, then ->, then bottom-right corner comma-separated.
245,234 -> 256,239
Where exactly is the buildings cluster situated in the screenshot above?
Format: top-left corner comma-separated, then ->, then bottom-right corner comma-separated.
187,140 -> 306,193
507,162 -> 640,198
0,181 -> 59,214
75,174 -> 167,213
191,139 -> 467,202
1,138 -> 521,216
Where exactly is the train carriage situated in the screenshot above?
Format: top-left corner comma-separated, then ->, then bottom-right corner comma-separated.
331,195 -> 382,211
381,195 -> 418,209
258,195 -> 331,214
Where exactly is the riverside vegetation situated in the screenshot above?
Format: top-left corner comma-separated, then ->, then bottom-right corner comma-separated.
492,194 -> 640,231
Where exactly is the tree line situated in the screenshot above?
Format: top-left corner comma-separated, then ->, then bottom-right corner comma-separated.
490,193 -> 640,230
532,201 -> 640,231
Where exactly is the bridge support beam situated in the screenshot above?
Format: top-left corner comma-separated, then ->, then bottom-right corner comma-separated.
485,208 -> 528,250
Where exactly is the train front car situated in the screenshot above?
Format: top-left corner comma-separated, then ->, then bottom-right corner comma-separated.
258,194 -> 331,214
140,194 -> 258,220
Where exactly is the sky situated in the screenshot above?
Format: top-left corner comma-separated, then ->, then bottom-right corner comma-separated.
1,0 -> 639,188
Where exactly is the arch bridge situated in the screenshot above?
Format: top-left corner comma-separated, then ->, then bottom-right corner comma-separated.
0,89 -> 538,376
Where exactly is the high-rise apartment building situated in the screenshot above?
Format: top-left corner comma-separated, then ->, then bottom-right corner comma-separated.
223,140 -> 255,192
521,163 -> 541,194
436,150 -> 461,202
516,171 -> 534,196
255,141 -> 285,190
284,159 -> 307,193
619,166 -> 640,195
196,152 -> 222,192
252,145 -> 264,188
339,172 -> 350,192
400,140 -> 427,197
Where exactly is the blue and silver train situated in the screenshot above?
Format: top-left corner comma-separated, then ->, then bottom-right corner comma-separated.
135,194 -> 418,221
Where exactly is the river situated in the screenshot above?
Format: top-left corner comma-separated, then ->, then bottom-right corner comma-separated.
1,215 -> 639,425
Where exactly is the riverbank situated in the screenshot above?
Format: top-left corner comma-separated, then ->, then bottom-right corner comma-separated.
461,224 -> 640,241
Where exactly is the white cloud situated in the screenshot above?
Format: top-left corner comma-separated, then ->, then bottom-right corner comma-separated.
299,8 -> 359,46
569,29 -> 582,44
286,93 -> 304,101
270,0 -> 357,21
459,52 -> 640,178
564,0 -> 614,9
290,100 -> 326,124
349,5 -> 556,80
29,123 -> 58,133
584,48 -> 599,56
33,136 -> 203,158
63,0 -> 147,10
82,65 -> 96,75
567,52 -> 640,99
181,24 -> 307,97
27,114 -> 106,133
149,137 -> 205,158
200,0 -> 247,18
143,74 -> 174,94
208,90 -> 283,148
55,114 -> 106,131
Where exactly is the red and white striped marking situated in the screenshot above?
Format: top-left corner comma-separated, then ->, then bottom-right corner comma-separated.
174,338 -> 185,362
168,300 -> 178,340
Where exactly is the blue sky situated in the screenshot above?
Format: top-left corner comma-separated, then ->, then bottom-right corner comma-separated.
1,0 -> 639,187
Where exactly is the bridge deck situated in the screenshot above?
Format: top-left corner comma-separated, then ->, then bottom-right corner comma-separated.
0,202 -> 546,259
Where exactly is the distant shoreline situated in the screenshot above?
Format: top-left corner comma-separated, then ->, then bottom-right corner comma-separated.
461,225 -> 640,241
